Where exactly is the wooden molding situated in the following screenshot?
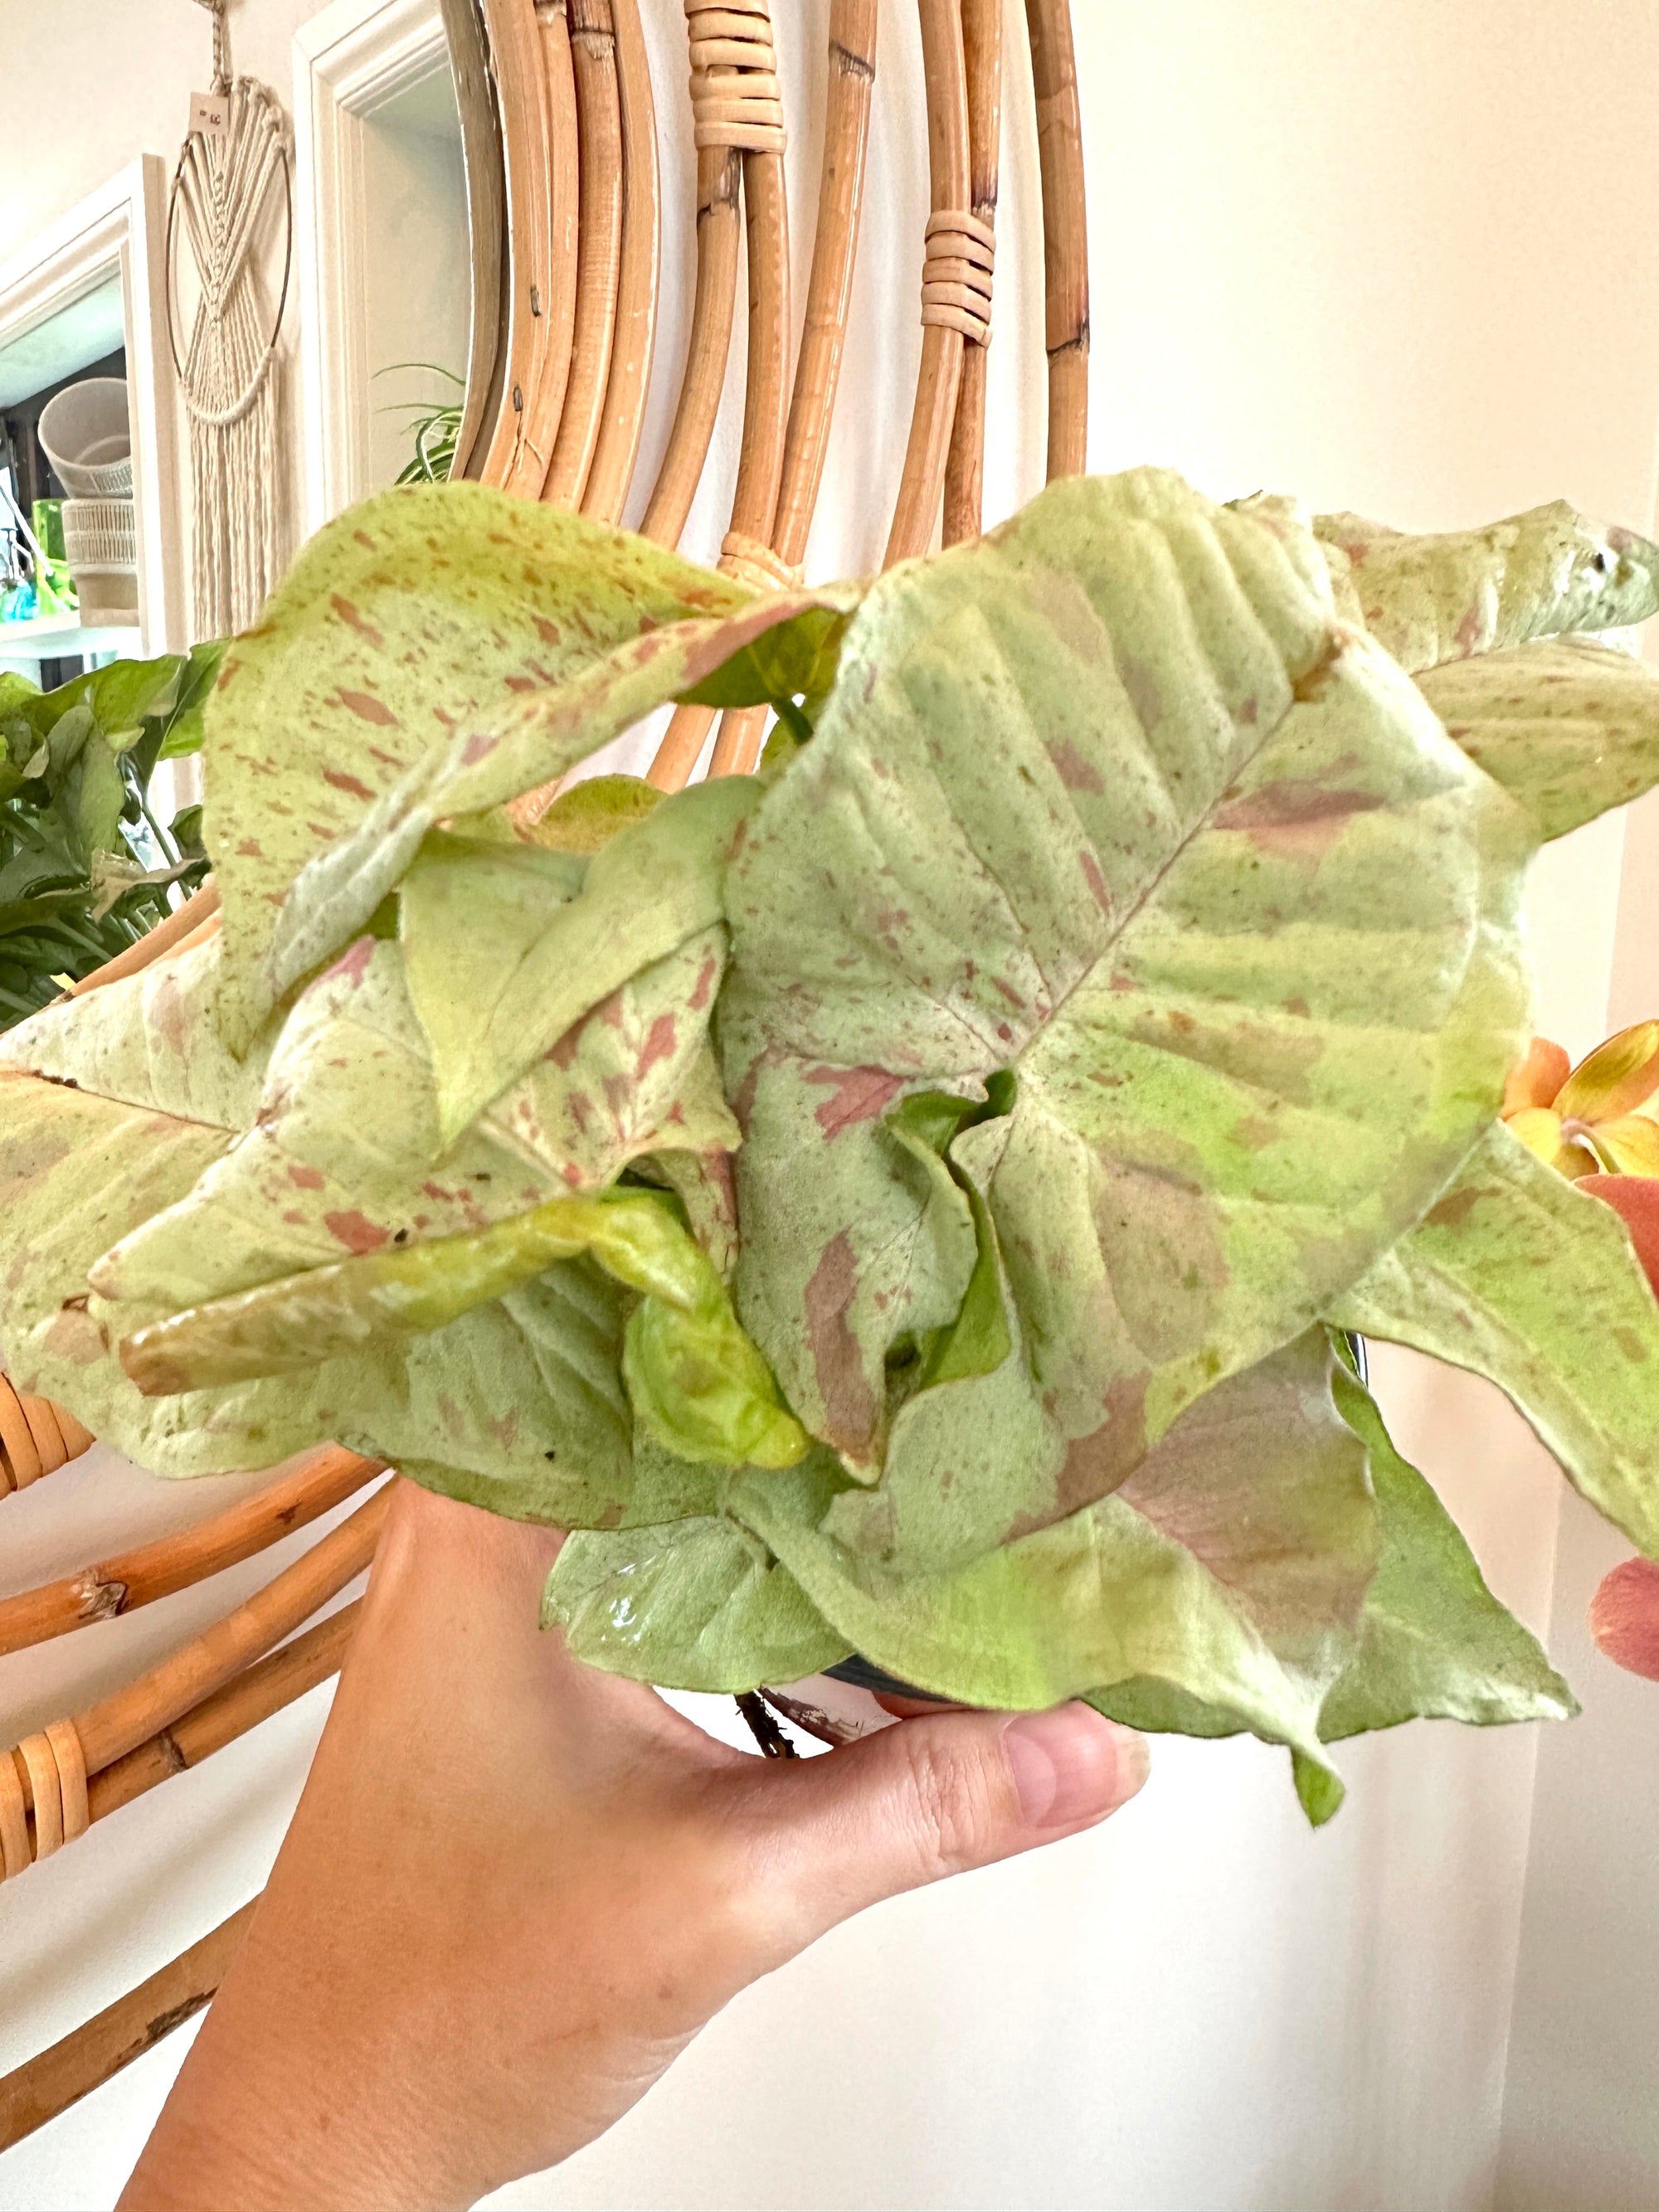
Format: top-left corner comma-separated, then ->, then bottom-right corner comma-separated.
0,157 -> 187,654
292,0 -> 455,533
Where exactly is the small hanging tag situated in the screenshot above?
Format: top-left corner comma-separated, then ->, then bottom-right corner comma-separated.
188,89 -> 230,139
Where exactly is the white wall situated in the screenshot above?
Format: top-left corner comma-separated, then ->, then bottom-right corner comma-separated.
2,5 -> 1659,2210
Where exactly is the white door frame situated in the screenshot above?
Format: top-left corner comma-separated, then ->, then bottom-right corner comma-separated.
0,157 -> 187,653
293,0 -> 453,536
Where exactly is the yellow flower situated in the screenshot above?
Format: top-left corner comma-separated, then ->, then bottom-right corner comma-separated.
1501,1021 -> 1659,1178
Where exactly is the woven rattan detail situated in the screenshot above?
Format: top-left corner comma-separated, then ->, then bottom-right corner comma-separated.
718,528 -> 802,592
921,208 -> 995,345
686,0 -> 784,154
0,1375 -> 94,1495
2,1720 -> 89,1877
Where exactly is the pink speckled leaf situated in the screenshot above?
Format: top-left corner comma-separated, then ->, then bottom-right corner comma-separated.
729,1330 -> 1374,1791
1416,634 -> 1659,840
721,469 -> 1534,1560
1312,501 -> 1659,675
1331,1121 -> 1659,1559
400,775 -> 757,1140
203,482 -> 858,1048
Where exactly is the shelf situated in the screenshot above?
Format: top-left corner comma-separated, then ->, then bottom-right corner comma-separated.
0,613 -> 144,661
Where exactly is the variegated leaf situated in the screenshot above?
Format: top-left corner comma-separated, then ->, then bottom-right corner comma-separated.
1331,1120 -> 1659,1558
722,469 -> 1533,1552
203,480 -> 859,1048
1417,634 -> 1659,839
1312,502 -> 1659,674
728,1330 -> 1376,1771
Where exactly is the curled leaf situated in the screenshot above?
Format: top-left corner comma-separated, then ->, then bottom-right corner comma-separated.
1313,502 -> 1659,673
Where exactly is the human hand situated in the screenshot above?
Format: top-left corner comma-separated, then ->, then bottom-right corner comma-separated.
119,1480 -> 1148,2211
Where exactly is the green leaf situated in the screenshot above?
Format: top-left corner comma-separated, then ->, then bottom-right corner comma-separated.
525,774 -> 663,853
153,640 -> 227,759
401,774 -> 757,1140
542,1516 -> 849,1693
82,653 -> 187,751
1417,634 -> 1659,839
1313,502 -> 1659,674
730,1330 -> 1377,1763
200,480 -> 858,1049
1316,1356 -> 1577,1739
722,469 -> 1534,1538
1330,1120 -> 1659,1558
677,604 -> 853,711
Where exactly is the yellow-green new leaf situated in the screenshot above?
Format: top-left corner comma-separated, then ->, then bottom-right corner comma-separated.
1418,634 -> 1659,839
1330,1121 -> 1659,1558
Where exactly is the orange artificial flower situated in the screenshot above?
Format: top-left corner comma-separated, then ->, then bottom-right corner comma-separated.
1501,1019 -> 1659,1179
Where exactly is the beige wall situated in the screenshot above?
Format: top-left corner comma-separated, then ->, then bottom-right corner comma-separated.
2,6 -> 1658,2210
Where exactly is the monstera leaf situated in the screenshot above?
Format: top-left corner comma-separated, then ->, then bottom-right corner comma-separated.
1331,1121 -> 1659,1557
202,482 -> 859,1049
1312,500 -> 1659,674
720,470 -> 1534,1558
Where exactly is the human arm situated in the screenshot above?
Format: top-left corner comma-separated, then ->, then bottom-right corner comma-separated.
119,1478 -> 1146,2211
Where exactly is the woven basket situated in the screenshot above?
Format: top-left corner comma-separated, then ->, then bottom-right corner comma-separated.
37,378 -> 134,498
61,497 -> 136,571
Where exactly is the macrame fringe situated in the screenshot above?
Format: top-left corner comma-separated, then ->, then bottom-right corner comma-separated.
170,75 -> 291,639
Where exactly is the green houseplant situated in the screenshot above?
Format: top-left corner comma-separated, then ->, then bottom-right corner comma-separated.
0,644 -> 220,1024
4,467 -> 1659,1821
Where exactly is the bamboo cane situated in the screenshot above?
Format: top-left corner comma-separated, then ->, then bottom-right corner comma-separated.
1024,0 -> 1087,479
942,0 -> 1000,545
64,881 -> 219,999
0,1485 -> 387,1862
440,0 -> 508,481
702,0 -> 880,779
0,1902 -> 258,2153
0,1448 -> 379,1659
650,0 -> 793,792
88,1602 -> 360,1827
514,0 -> 582,493
638,9 -> 747,550
476,0 -> 562,496
581,0 -> 661,524
544,0 -> 625,507
883,0 -> 973,569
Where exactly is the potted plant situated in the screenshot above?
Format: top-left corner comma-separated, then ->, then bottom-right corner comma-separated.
3,466 -> 1659,1821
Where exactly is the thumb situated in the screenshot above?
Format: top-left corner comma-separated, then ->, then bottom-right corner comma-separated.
751,1704 -> 1149,1947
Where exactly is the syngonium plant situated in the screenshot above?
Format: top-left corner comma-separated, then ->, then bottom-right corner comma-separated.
5,469 -> 1659,1823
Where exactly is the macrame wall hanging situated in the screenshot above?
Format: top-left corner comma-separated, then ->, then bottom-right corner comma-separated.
166,0 -> 293,639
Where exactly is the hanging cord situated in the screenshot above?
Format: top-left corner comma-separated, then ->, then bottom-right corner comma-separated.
192,0 -> 231,94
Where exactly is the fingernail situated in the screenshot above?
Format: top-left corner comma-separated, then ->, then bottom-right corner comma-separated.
1003,1705 -> 1150,1829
